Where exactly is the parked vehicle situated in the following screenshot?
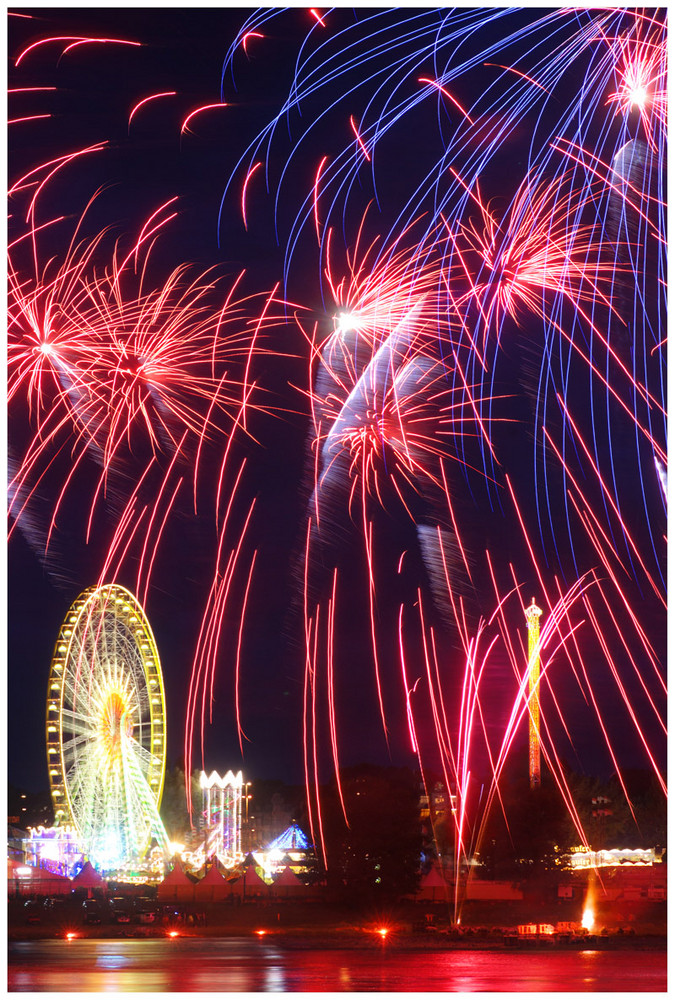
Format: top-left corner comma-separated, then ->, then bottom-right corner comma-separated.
109,898 -> 132,923
43,896 -> 65,911
24,901 -> 41,925
161,905 -> 182,926
82,899 -> 102,925
134,896 -> 157,924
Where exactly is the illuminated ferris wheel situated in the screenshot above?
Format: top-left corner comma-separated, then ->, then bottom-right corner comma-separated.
46,584 -> 170,872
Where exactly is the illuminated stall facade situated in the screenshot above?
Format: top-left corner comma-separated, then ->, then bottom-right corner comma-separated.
199,770 -> 244,866
22,825 -> 84,877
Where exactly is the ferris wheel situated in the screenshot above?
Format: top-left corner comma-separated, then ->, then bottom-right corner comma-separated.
46,583 -> 170,872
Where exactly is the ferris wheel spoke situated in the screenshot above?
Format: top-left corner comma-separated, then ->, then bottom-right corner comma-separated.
61,732 -> 96,759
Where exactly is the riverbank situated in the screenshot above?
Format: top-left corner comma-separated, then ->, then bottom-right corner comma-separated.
8,895 -> 666,948
8,925 -> 667,952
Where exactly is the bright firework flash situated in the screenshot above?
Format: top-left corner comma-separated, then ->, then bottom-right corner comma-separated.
602,14 -> 667,153
319,211 -> 443,353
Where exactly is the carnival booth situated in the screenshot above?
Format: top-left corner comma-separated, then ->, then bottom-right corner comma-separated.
272,864 -> 308,898
71,860 -> 106,898
157,860 -> 197,903
194,862 -> 231,903
416,864 -> 449,902
8,859 -> 72,896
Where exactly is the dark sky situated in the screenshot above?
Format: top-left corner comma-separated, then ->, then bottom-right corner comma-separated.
8,8 -> 666,797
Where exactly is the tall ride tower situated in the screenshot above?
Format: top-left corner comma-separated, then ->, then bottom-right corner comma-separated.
525,598 -> 543,789
200,770 -> 244,864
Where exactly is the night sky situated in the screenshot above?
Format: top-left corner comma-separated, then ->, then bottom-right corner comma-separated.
8,8 -> 666,803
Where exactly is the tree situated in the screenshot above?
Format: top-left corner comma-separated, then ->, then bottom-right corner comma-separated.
159,763 -> 201,843
479,778 -> 575,879
614,769 -> 666,849
565,773 -> 633,850
320,764 -> 422,903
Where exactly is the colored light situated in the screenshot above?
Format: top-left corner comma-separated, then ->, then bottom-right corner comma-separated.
525,599 -> 543,789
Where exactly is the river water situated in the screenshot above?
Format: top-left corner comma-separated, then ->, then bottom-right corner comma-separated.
8,938 -> 666,992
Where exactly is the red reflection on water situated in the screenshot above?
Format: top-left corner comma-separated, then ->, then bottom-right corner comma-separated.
8,940 -> 667,993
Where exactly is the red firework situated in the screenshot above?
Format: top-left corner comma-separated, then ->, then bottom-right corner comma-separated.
444,169 -> 620,341
602,15 -> 667,150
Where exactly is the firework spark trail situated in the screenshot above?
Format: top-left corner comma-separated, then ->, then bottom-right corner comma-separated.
183,460 -> 257,814
127,91 -> 177,130
543,424 -> 665,605
326,569 -> 349,824
397,604 -> 420,756
135,475 -> 186,611
15,34 -> 141,67
302,602 -> 328,868
441,168 -> 622,350
234,550 -> 258,754
301,521 -> 321,855
181,102 -> 229,136
9,186 -> 289,579
241,161 -> 262,231
205,504 -> 257,724
470,580 -> 598,854
221,8 -> 665,290
504,442 -> 665,786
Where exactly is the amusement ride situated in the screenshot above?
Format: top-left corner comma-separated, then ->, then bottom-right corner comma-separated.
46,583 -> 170,874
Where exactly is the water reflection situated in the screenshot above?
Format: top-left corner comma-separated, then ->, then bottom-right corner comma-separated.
263,964 -> 286,991
9,938 -> 667,993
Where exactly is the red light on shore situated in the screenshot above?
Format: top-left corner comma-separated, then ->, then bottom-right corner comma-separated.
66,932 -> 77,941
377,927 -> 389,939
168,931 -> 179,938
256,929 -> 267,937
